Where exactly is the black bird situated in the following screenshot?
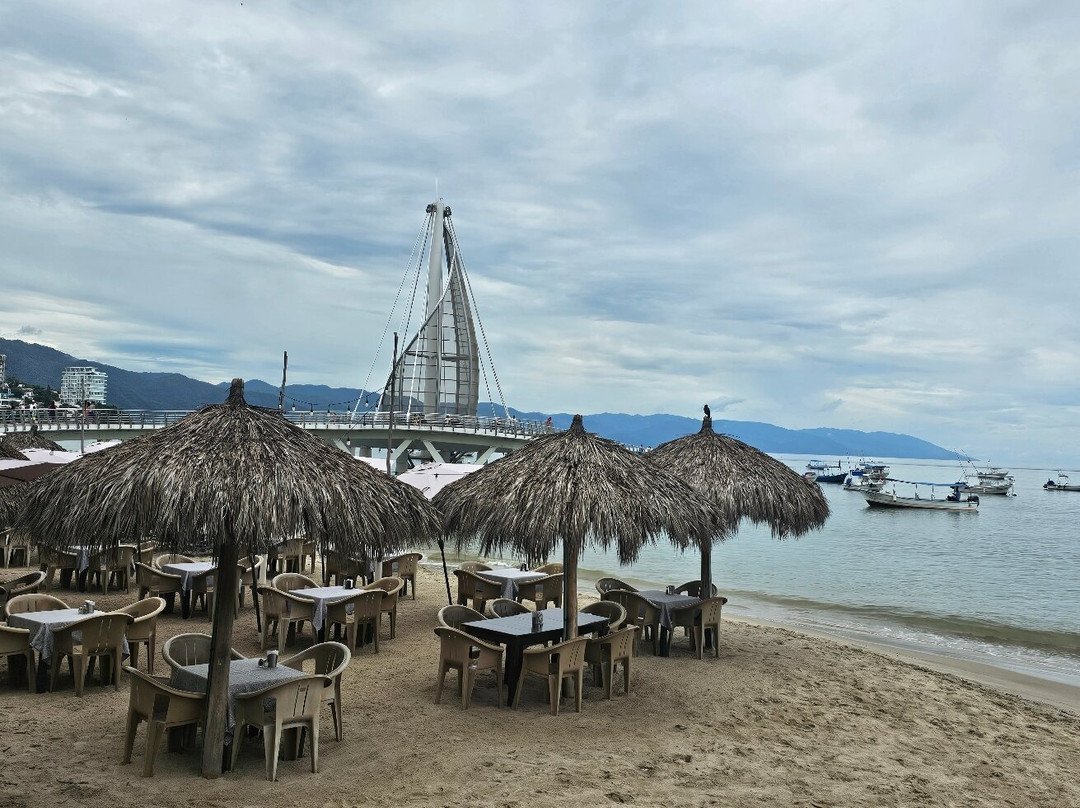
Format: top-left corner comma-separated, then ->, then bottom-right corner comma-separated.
703,404 -> 711,417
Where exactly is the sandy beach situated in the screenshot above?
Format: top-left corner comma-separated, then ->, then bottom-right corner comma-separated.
1,565 -> 1078,808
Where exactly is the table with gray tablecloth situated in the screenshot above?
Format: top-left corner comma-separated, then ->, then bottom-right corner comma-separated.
637,590 -> 702,631
160,561 -> 216,593
290,585 -> 357,632
170,657 -> 304,741
7,607 -> 129,662
477,568 -> 546,599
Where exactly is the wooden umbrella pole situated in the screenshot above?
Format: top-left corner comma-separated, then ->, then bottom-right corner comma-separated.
201,539 -> 240,778
562,540 -> 579,641
700,545 -> 714,650
248,546 -> 262,634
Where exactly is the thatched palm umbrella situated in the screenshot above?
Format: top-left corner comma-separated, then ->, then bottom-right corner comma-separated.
648,408 -> 830,599
14,379 -> 441,778
0,483 -> 28,530
433,414 -> 721,640
3,424 -> 65,452
0,440 -> 28,461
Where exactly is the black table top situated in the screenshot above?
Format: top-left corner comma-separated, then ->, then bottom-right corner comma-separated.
462,608 -> 608,643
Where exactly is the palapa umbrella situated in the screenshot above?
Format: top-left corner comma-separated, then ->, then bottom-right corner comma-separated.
0,483 -> 28,530
0,439 -> 28,461
433,414 -> 721,641
13,379 -> 441,778
3,424 -> 66,453
648,406 -> 830,600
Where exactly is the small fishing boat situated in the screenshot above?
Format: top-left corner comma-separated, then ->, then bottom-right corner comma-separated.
956,463 -> 1015,495
865,483 -> 979,511
1043,473 -> 1080,492
807,459 -> 847,484
843,462 -> 889,492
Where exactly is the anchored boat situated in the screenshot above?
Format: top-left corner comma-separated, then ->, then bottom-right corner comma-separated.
1044,473 -> 1080,492
865,481 -> 979,511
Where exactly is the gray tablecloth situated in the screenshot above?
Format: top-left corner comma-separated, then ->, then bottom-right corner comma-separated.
477,568 -> 545,599
73,547 -> 92,573
171,658 -> 304,741
290,585 -> 355,631
637,590 -> 702,631
161,561 -> 216,593
7,608 -> 129,662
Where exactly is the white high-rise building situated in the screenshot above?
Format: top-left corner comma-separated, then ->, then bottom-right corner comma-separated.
0,355 -> 6,387
60,366 -> 108,405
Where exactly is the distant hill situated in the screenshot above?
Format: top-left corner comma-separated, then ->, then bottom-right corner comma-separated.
1,338 -> 959,459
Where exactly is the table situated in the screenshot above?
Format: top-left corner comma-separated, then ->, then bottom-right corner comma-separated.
170,657 -> 304,744
7,607 -> 129,692
462,608 -> 609,702
290,585 -> 358,634
161,561 -> 216,618
477,568 -> 546,599
638,590 -> 702,656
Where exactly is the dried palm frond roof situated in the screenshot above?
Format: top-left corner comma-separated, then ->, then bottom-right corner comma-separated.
3,425 -> 65,453
15,379 -> 442,556
433,414 -> 722,563
649,411 -> 829,538
0,483 -> 28,530
0,439 -> 28,461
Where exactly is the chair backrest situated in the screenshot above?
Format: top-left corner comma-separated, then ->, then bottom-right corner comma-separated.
153,553 -> 193,568
382,552 -> 421,578
4,592 -> 69,618
137,541 -> 157,566
458,561 -> 492,573
437,604 -> 485,629
532,562 -> 563,575
582,600 -> 626,629
699,595 -> 728,623
542,636 -> 588,674
118,596 -> 166,625
123,665 -> 205,724
595,577 -> 636,596
238,556 -> 264,586
434,625 -> 502,667
55,612 -> 133,654
162,632 -> 213,668
369,576 -> 404,599
135,562 -> 182,592
282,641 -> 351,679
518,573 -> 562,601
603,590 -> 658,624
94,544 -> 135,569
674,580 -> 719,598
454,569 -> 501,600
275,537 -> 307,560
0,623 -> 32,655
326,589 -> 382,623
589,624 -> 638,659
272,572 -> 317,592
0,570 -> 47,602
238,674 -> 328,723
486,598 -> 529,618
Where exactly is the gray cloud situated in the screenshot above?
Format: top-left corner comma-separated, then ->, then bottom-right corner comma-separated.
2,2 -> 1079,464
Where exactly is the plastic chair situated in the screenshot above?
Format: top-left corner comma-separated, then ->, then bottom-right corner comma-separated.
117,597 -> 166,674
281,641 -> 351,741
161,632 -> 245,672
121,665 -> 206,776
50,612 -> 134,695
513,636 -> 588,715
136,541 -> 157,568
152,553 -> 193,569
0,624 -> 35,692
457,561 -> 492,573
585,625 -> 638,698
188,566 -> 217,616
3,530 -> 31,568
368,577 -> 403,639
325,589 -> 383,654
674,580 -> 719,598
516,573 -> 562,610
256,585 -> 316,651
670,596 -> 728,658
485,598 -> 529,618
271,572 -> 318,592
380,552 -> 423,599
531,562 -> 563,575
88,544 -> 136,594
437,604 -> 485,629
229,674 -> 330,781
39,548 -> 79,590
237,556 -> 264,608
603,590 -> 661,655
3,592 -> 68,619
582,600 -> 626,630
433,626 -> 504,709
0,570 -> 47,609
595,577 -> 636,597
134,562 -> 182,610
269,538 -> 313,576
323,550 -> 365,587
453,569 -> 503,613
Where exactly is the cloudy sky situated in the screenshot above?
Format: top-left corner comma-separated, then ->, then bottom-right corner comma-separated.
1,2 -> 1078,465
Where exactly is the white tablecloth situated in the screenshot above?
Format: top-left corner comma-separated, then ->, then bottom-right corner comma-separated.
477,568 -> 546,599
7,608 -> 129,662
290,585 -> 357,631
161,561 -> 216,593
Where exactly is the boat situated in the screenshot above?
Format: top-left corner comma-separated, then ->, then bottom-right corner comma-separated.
1043,473 -> 1080,492
807,459 -> 847,484
843,462 -> 889,492
865,483 -> 979,511
956,463 -> 1015,495
806,460 -> 830,471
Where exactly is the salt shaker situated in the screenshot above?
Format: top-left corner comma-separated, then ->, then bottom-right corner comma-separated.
267,650 -> 279,669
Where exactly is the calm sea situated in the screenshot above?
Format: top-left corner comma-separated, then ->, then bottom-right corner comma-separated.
439,455 -> 1080,689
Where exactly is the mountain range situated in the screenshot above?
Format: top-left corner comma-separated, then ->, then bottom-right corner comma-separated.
0,338 -> 960,459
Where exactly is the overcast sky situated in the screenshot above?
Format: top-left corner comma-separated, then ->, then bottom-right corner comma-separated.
2,2 -> 1078,465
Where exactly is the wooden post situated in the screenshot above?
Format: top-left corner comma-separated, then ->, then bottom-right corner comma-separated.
700,544 -> 714,649
562,540 -> 579,641
201,539 -> 240,778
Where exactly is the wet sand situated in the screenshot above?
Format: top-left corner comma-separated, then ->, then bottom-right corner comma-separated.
0,566 -> 1078,807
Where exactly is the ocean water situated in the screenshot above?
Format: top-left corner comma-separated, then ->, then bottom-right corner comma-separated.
437,455 -> 1080,689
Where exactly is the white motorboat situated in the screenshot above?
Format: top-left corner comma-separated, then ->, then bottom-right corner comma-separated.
1044,473 -> 1080,492
865,484 -> 979,511
843,462 -> 889,492
956,464 -> 1015,496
